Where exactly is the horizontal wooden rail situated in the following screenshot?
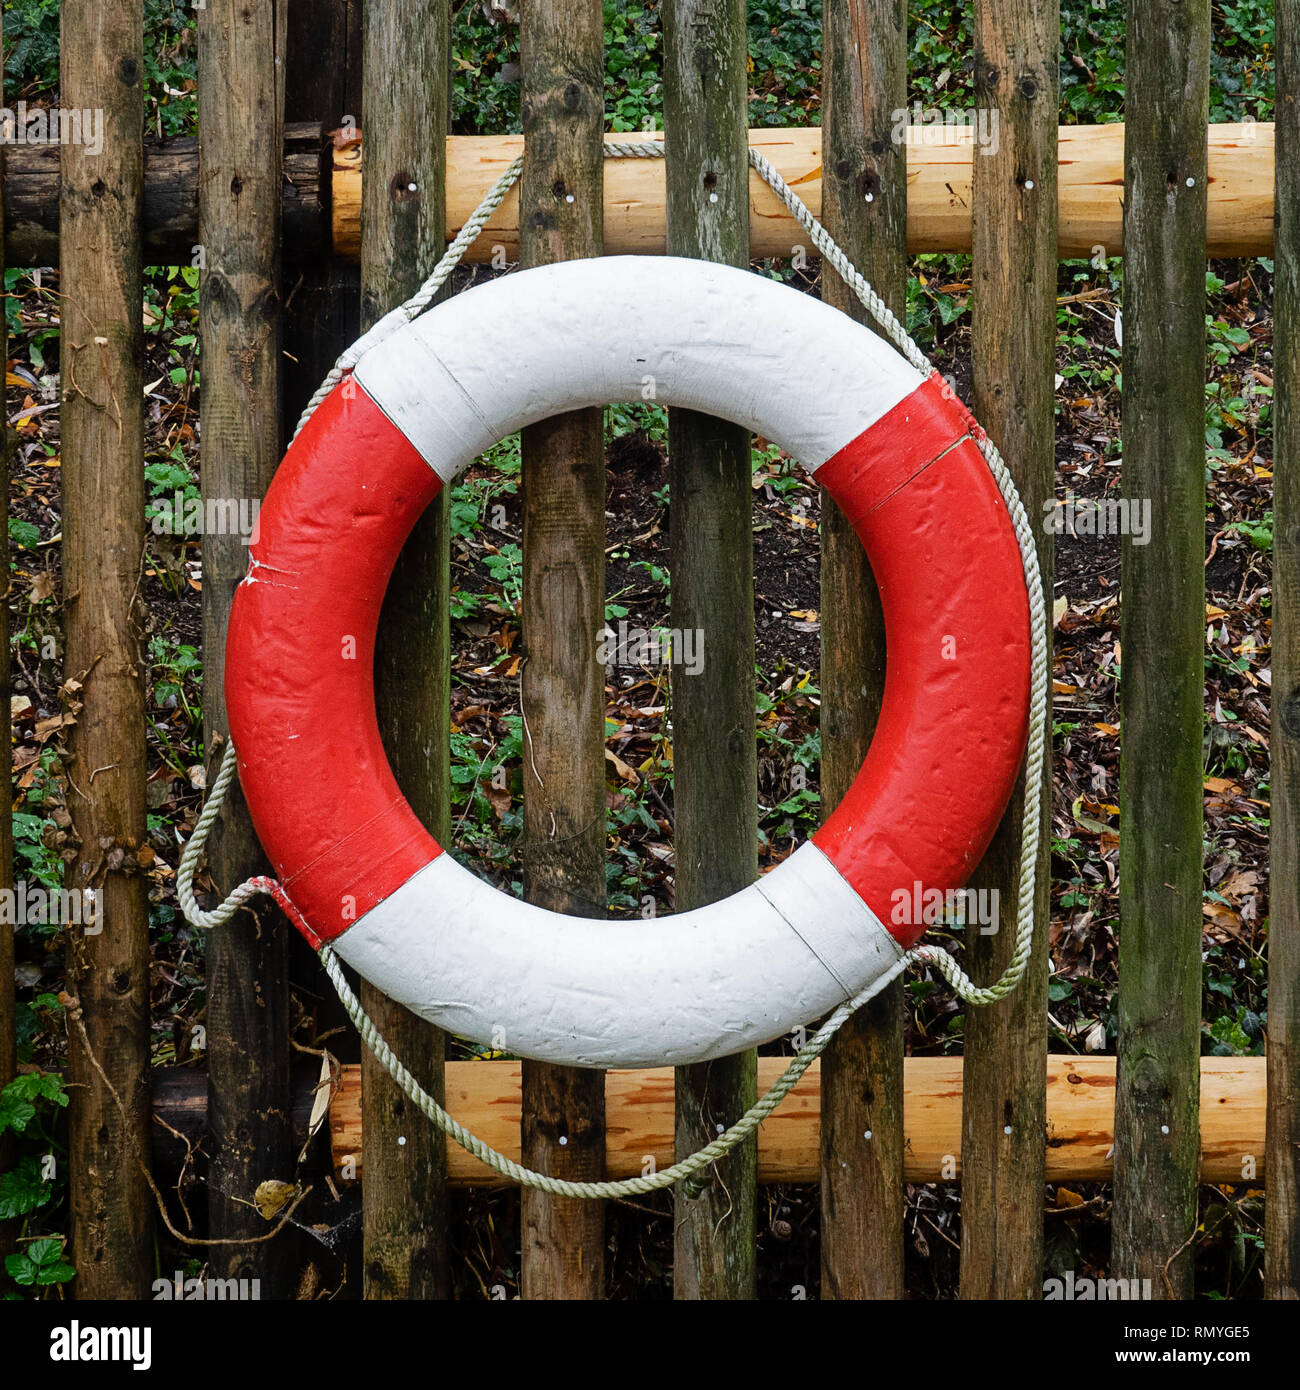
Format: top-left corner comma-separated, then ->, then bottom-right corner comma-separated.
332,122 -> 1272,260
3,122 -> 327,268
324,1056 -> 1266,1186
1,123 -> 1272,267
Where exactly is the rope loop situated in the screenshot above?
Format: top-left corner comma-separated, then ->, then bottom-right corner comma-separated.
178,138 -> 1049,1194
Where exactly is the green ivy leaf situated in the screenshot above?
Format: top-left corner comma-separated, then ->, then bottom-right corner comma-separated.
0,1154 -> 53,1220
8,518 -> 40,549
0,1071 -> 69,1138
5,1237 -> 75,1287
0,1094 -> 35,1136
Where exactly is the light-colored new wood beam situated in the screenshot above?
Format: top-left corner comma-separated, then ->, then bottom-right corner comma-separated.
332,123 -> 1272,261
329,1055 -> 1267,1187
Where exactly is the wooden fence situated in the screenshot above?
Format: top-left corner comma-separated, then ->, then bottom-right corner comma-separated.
0,0 -> 1295,1301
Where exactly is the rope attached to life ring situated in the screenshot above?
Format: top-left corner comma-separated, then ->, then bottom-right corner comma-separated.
177,140 -> 1049,1198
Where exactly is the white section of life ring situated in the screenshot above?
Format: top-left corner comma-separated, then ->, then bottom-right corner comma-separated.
329,841 -> 903,1068
353,255 -> 925,484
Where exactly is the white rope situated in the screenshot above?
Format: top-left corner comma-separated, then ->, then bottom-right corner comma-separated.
179,137 -> 1050,1191
175,740 -> 275,930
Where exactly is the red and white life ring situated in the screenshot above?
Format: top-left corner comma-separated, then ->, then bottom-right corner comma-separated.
225,256 -> 1029,1069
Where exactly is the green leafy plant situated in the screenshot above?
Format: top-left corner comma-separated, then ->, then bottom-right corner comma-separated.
0,1072 -> 68,1139
606,1 -> 662,131
5,1236 -> 75,1289
8,518 -> 40,550
144,450 -> 201,533
1203,1005 -> 1263,1057
1228,511 -> 1273,552
2,0 -> 60,95
747,0 -> 822,127
13,808 -> 63,897
606,401 -> 668,444
149,635 -> 203,720
12,993 -> 63,1067
482,543 -> 523,612
0,1071 -> 73,1297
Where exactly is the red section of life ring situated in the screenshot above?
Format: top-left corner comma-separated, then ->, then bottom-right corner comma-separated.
226,381 -> 445,947
812,374 -> 1030,917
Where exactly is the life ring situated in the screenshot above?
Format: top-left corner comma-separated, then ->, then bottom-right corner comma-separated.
225,255 -> 1030,1069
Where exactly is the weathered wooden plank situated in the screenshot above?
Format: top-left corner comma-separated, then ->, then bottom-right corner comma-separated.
663,0 -> 757,1302
61,0 -> 153,1298
1266,0 -> 1300,1302
959,0 -> 1058,1300
197,0 -> 295,1296
1113,0 -> 1210,1300
517,0 -> 608,1301
817,0 -> 907,1303
325,1057 -> 1270,1187
1,127 -> 323,270
0,47 -> 15,1275
358,0 -> 452,1302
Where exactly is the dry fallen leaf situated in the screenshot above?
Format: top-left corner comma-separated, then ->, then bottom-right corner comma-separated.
1217,868 -> 1259,903
1203,900 -> 1244,934
253,1179 -> 296,1221
34,713 -> 69,743
605,747 -> 640,785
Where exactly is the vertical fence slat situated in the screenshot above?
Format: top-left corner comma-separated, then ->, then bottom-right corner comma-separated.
198,0 -> 295,1295
817,0 -> 907,1302
663,0 -> 758,1302
960,0 -> 1057,1298
1266,0 -> 1300,1301
1113,0 -> 1209,1299
358,0 -> 452,1302
518,0 -> 608,1300
61,0 -> 152,1297
0,44 -> 14,1274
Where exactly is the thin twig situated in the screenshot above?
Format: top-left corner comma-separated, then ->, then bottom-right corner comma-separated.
65,994 -> 311,1247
